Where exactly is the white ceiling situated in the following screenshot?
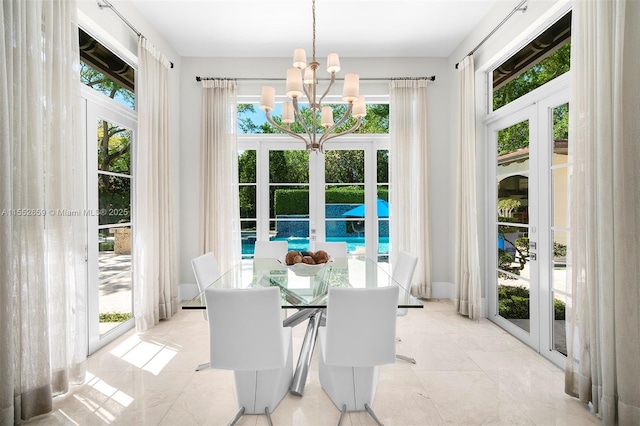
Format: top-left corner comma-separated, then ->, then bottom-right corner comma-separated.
130,0 -> 498,58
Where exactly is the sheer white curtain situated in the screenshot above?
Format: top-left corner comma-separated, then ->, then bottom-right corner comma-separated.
134,38 -> 178,332
0,0 -> 87,423
454,56 -> 482,320
389,79 -> 432,298
565,0 -> 640,424
199,79 -> 241,272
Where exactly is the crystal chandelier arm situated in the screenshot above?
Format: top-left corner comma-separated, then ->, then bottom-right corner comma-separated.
264,110 -> 309,145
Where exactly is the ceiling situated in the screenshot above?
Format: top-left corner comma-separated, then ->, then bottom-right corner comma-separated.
129,0 -> 498,58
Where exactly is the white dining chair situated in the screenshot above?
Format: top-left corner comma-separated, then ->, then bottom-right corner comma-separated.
253,239 -> 289,259
392,250 -> 418,364
191,252 -> 221,370
314,241 -> 348,259
318,286 -> 399,426
205,286 -> 293,426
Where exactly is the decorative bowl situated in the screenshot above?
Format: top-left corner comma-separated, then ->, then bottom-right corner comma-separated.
278,256 -> 334,277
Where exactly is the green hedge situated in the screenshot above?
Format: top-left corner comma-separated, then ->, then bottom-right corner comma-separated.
274,187 -> 389,215
498,285 -> 566,320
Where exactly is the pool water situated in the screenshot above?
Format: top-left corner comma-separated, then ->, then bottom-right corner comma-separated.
242,236 -> 389,256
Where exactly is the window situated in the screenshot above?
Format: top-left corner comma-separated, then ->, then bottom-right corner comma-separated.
237,102 -> 390,260
492,12 -> 571,111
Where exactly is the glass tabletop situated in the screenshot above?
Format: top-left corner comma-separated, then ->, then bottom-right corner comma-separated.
182,256 -> 423,310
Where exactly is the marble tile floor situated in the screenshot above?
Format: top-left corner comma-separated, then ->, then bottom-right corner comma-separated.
28,299 -> 599,426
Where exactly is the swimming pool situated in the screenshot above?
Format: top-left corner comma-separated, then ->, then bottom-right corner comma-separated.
242,236 -> 389,256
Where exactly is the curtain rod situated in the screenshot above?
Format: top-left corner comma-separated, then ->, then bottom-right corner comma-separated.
455,0 -> 528,69
97,0 -> 174,69
195,76 -> 435,82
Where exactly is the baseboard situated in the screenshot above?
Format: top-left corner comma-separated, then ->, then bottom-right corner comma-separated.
431,281 -> 454,301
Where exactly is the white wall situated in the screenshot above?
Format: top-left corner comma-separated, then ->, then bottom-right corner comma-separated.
445,0 -> 571,309
178,57 -> 456,296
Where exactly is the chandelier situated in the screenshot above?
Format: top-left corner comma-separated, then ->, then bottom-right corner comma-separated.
259,0 -> 365,153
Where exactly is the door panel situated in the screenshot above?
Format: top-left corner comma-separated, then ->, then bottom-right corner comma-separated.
85,94 -> 136,354
486,81 -> 569,368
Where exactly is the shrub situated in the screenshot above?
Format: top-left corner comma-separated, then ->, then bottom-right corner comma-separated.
99,312 -> 132,323
498,284 -> 567,321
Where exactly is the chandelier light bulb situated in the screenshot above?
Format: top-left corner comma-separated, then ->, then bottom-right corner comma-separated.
293,48 -> 307,69
285,68 -> 304,99
353,95 -> 367,118
327,53 -> 340,73
342,73 -> 359,102
321,106 -> 334,127
282,102 -> 295,124
303,67 -> 315,85
259,86 -> 275,111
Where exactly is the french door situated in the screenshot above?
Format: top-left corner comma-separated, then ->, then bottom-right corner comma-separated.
485,75 -> 570,367
83,87 -> 136,354
239,136 -> 388,260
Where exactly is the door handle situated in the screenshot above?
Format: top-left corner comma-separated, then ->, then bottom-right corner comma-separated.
530,253 -> 537,261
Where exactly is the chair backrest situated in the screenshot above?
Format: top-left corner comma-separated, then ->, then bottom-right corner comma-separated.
392,250 -> 418,289
191,252 -> 221,292
323,286 -> 399,367
254,240 -> 288,259
314,241 -> 348,259
205,286 -> 287,371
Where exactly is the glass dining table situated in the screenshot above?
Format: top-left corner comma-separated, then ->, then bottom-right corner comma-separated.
182,256 -> 423,395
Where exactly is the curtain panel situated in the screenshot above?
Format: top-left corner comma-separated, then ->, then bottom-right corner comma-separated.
199,80 -> 241,273
389,79 -> 432,299
454,56 -> 482,320
565,0 -> 640,424
0,0 -> 87,423
134,38 -> 178,332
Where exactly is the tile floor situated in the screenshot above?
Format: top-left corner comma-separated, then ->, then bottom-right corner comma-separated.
29,299 -> 599,425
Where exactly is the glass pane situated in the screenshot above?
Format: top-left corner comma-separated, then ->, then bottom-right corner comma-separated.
241,220 -> 257,258
325,150 -> 364,184
498,276 -> 531,333
272,185 -> 308,220
97,120 -> 132,174
239,185 -> 256,219
497,120 -> 530,225
269,150 -> 309,183
80,59 -> 134,110
552,167 -> 570,228
238,103 -> 389,134
238,149 -> 256,183
98,174 -> 131,226
552,229 -> 569,355
497,225 -> 530,280
492,12 -> 571,111
98,226 -> 132,336
553,102 -> 569,143
552,230 -> 569,294
272,217 -> 309,253
553,291 -> 568,355
377,150 -> 389,184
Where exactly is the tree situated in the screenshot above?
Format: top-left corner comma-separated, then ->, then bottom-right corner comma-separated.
494,43 -> 571,155
81,61 -> 134,224
237,103 -> 389,135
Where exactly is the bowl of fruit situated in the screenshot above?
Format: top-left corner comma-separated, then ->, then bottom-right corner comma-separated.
279,250 -> 334,277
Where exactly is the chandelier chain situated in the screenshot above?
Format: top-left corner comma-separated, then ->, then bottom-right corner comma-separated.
312,0 -> 316,62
